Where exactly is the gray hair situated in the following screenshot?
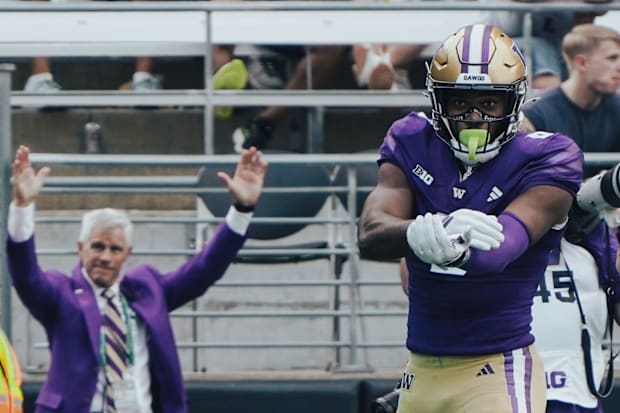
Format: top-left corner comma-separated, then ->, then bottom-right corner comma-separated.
78,208 -> 133,246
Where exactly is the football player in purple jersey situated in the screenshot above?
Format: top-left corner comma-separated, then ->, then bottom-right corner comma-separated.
358,24 -> 583,412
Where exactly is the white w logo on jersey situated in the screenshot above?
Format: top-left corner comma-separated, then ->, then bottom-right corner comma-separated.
453,187 -> 466,199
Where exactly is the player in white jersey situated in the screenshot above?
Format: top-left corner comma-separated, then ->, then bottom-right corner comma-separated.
533,214 -> 620,413
533,240 -> 606,412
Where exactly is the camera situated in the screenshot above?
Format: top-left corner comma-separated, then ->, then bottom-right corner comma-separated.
371,389 -> 400,413
576,163 -> 620,214
566,163 -> 620,243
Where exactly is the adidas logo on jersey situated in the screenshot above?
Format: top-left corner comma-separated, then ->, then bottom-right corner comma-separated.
476,363 -> 495,376
486,186 -> 503,202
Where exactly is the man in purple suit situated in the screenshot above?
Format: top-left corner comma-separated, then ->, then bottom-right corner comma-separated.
6,144 -> 268,413
358,24 -> 583,412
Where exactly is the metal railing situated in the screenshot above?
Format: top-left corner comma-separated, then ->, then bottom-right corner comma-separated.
12,152 -> 620,373
3,1 -> 620,152
17,153 -> 387,372
3,1 -> 620,373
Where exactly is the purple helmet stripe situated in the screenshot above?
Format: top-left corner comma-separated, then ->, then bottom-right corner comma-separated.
512,43 -> 527,69
481,25 -> 493,74
461,25 -> 473,74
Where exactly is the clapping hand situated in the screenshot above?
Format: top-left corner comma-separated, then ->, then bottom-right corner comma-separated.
217,147 -> 268,208
11,145 -> 50,207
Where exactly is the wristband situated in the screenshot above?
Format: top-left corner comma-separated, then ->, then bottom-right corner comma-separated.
233,202 -> 255,213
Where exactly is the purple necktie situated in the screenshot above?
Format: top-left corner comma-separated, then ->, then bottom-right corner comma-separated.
102,289 -> 128,413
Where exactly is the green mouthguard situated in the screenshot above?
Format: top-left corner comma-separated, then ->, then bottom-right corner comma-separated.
459,129 -> 488,161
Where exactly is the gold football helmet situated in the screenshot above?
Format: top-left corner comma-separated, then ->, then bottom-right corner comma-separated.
426,24 -> 528,164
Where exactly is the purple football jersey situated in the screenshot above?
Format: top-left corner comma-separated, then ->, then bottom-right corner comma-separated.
379,112 -> 583,355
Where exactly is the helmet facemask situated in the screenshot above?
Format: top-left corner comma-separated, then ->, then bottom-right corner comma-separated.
427,24 -> 528,165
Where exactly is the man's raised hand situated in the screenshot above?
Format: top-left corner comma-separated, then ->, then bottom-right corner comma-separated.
11,145 -> 50,207
216,146 -> 268,208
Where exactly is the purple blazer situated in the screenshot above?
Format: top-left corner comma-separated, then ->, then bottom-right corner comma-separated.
6,223 -> 246,413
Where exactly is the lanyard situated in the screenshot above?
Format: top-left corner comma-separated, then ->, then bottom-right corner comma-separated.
99,294 -> 135,369
561,244 -> 617,399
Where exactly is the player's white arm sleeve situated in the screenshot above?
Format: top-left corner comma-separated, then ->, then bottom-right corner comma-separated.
442,208 -> 504,251
406,212 -> 472,267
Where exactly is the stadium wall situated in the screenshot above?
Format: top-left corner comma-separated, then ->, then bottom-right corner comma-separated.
20,378 -> 620,413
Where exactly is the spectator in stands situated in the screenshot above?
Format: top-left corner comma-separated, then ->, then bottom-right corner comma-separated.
233,42 -> 429,153
24,0 -> 165,92
24,0 -> 248,110
479,0 -> 611,89
357,23 -> 583,412
232,15 -> 430,153
521,24 -> 620,177
232,45 -> 350,153
6,144 -> 267,413
351,43 -> 428,91
348,1 -> 429,91
26,55 -> 173,91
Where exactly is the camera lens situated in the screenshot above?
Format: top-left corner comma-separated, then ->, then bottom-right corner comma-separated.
600,163 -> 620,208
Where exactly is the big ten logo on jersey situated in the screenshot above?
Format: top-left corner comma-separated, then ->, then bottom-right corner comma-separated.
535,270 -> 576,304
546,370 -> 567,389
400,371 -> 416,391
412,164 -> 434,186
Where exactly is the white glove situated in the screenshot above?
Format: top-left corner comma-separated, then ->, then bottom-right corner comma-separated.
406,212 -> 472,266
442,208 -> 504,251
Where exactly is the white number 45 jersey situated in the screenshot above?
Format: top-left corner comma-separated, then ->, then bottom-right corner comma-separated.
531,238 -> 607,408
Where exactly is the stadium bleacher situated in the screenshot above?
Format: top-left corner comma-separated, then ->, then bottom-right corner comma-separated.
3,2 -> 620,412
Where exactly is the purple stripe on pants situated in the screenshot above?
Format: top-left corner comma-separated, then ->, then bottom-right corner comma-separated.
504,350 -> 518,413
503,348 -> 533,412
523,346 -> 532,413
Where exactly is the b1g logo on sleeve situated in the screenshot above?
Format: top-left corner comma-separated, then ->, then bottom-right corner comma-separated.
412,164 -> 434,186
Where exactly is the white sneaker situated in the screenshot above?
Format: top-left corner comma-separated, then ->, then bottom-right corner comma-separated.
24,73 -> 62,92
246,56 -> 285,89
131,72 -> 162,91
